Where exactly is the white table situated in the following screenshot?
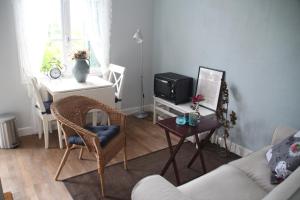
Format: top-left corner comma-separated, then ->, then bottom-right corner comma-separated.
40,76 -> 115,148
40,76 -> 115,106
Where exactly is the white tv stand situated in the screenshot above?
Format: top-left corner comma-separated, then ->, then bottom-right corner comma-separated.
153,96 -> 215,124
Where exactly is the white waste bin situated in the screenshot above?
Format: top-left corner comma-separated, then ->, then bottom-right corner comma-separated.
0,114 -> 19,148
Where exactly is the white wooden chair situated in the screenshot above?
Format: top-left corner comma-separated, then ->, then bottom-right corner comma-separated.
108,64 -> 126,110
31,78 -> 63,149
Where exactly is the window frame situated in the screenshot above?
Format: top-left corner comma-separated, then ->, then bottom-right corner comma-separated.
44,0 -> 102,77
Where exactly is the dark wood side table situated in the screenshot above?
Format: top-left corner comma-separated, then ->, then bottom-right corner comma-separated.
157,116 -> 221,185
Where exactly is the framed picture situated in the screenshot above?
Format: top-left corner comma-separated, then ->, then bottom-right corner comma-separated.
195,66 -> 225,111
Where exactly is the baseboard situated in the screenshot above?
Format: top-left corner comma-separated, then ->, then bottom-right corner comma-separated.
17,127 -> 37,137
122,104 -> 252,157
16,105 -> 155,136
229,141 -> 253,157
17,105 -> 252,157
121,104 -> 153,115
210,134 -> 253,157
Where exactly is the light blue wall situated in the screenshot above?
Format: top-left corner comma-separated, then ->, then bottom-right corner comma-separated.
153,0 -> 300,150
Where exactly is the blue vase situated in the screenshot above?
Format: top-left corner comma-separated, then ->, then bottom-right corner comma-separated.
72,59 -> 90,83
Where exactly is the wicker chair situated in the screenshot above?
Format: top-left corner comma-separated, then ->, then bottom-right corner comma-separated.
51,95 -> 127,197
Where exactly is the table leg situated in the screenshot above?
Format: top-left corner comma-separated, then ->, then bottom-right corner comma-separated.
57,121 -> 63,149
194,134 -> 207,173
153,99 -> 157,124
161,130 -> 184,185
187,151 -> 198,168
187,129 -> 216,173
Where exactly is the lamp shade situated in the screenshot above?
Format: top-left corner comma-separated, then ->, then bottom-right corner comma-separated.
133,29 -> 143,44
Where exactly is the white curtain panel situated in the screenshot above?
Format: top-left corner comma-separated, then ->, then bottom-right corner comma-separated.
86,0 -> 112,79
12,0 -> 51,133
13,0 -> 50,83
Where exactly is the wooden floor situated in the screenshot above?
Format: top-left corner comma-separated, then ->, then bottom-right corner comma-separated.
0,115 -> 178,200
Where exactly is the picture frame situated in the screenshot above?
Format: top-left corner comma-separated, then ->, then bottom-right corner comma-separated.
195,66 -> 225,111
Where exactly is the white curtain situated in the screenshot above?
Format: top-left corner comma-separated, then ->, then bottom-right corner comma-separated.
86,0 -> 112,79
13,0 -> 51,132
13,0 -> 50,83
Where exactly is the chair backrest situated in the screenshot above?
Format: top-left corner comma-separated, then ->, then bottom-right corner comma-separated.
51,96 -> 121,152
108,64 -> 126,100
31,77 -> 46,113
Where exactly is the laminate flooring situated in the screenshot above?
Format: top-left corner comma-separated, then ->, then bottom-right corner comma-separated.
0,115 -> 178,200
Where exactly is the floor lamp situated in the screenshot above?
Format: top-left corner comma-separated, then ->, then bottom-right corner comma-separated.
133,29 -> 148,119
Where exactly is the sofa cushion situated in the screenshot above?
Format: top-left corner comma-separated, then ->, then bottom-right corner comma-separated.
266,130 -> 300,183
43,100 -> 52,114
271,127 -> 297,145
178,165 -> 267,200
68,125 -> 120,147
288,189 -> 300,200
229,145 -> 275,192
132,175 -> 192,200
35,100 -> 52,114
262,166 -> 300,200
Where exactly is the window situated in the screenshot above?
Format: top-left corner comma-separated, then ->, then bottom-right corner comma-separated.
41,0 -> 100,75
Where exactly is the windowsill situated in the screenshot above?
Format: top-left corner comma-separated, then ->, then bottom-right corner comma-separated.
89,68 -> 103,77
38,66 -> 103,80
60,67 -> 103,78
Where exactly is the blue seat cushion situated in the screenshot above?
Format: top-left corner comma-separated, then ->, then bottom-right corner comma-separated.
68,125 -> 120,147
43,100 -> 52,114
35,100 -> 52,114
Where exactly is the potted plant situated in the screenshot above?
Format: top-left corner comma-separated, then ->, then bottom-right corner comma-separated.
41,45 -> 62,73
216,81 -> 237,153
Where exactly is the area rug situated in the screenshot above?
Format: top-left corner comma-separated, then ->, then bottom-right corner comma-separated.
63,142 -> 240,200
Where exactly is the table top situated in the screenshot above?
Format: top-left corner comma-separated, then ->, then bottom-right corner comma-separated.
157,116 -> 221,138
40,76 -> 113,94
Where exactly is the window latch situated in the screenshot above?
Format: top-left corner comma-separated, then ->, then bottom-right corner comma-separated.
65,35 -> 70,42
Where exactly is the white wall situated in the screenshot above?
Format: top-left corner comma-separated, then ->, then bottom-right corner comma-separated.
111,0 -> 154,109
0,0 -> 32,130
0,0 -> 154,134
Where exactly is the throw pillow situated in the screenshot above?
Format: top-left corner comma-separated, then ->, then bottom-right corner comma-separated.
266,130 -> 300,184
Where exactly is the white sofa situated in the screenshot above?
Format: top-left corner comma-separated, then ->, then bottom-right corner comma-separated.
132,127 -> 300,200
